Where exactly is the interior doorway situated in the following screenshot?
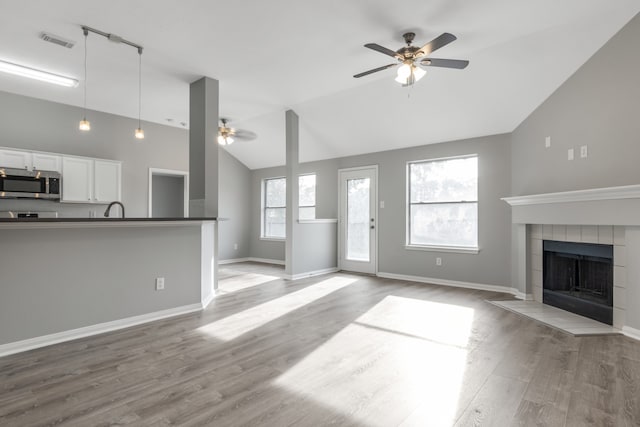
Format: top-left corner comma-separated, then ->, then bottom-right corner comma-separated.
148,168 -> 189,218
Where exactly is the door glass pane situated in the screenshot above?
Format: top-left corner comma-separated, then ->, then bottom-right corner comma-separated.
347,178 -> 370,261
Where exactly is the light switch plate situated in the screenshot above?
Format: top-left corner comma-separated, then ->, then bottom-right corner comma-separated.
545,136 -> 551,148
580,145 -> 588,158
568,148 -> 574,161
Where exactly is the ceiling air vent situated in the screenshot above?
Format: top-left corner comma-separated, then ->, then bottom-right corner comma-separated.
40,32 -> 75,49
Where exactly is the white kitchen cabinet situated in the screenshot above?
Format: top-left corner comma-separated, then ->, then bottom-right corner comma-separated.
32,153 -> 62,172
61,157 -> 93,202
94,160 -> 121,203
0,149 -> 32,170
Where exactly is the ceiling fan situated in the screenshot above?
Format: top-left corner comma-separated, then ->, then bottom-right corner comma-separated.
354,32 -> 469,86
217,118 -> 257,146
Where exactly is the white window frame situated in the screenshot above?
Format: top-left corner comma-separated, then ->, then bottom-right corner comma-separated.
261,176 -> 286,240
406,154 -> 479,254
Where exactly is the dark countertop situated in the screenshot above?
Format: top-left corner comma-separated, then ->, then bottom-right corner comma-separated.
0,217 -> 217,223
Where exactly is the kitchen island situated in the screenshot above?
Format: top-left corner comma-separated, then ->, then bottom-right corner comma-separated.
0,217 -> 217,356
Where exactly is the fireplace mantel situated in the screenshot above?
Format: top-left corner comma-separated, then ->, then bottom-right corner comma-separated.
502,184 -> 640,206
501,184 -> 640,226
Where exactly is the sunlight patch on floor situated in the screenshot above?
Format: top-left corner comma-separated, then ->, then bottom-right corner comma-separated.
274,295 -> 474,426
198,276 -> 358,341
218,272 -> 280,293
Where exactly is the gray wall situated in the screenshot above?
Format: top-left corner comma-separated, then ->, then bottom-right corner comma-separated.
218,149 -> 251,260
0,90 -> 251,261
250,134 -> 513,288
0,225 -> 202,345
152,175 -> 185,218
511,13 -> 640,197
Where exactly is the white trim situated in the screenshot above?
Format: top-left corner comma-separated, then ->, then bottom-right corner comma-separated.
148,167 -> 189,218
0,303 -> 202,358
377,271 -> 515,295
622,326 -> 640,341
218,257 -> 251,265
249,257 -> 286,265
260,237 -> 286,242
511,289 -> 534,301
218,257 -> 285,266
284,267 -> 339,281
298,219 -> 338,224
201,292 -> 215,310
501,184 -> 640,206
405,245 -> 480,254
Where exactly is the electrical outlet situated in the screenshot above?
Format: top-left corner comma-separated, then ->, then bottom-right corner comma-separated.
580,145 -> 588,158
568,148 -> 574,161
436,257 -> 442,266
155,277 -> 165,291
234,243 -> 238,250
545,136 -> 551,148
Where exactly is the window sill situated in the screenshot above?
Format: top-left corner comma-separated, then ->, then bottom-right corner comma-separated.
405,245 -> 480,254
260,237 -> 285,242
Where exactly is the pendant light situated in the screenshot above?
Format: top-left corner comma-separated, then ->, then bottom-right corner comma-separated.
79,27 -> 90,131
134,47 -> 144,140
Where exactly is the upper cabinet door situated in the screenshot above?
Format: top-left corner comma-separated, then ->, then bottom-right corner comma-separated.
94,160 -> 121,203
61,157 -> 93,202
32,153 -> 62,172
0,149 -> 32,170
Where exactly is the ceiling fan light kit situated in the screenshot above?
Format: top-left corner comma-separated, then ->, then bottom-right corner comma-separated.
217,118 -> 257,146
354,31 -> 469,86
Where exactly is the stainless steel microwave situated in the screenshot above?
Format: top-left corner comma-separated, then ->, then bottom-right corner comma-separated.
0,167 -> 61,200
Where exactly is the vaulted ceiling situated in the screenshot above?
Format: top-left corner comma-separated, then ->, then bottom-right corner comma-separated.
0,1 -> 638,169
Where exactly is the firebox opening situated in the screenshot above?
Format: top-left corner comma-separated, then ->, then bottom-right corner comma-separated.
543,240 -> 613,325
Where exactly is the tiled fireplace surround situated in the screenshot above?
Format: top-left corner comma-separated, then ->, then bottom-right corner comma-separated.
528,224 -> 626,328
503,184 -> 640,340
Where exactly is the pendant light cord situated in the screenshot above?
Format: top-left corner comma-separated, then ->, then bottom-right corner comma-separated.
138,48 -> 142,129
83,29 -> 88,117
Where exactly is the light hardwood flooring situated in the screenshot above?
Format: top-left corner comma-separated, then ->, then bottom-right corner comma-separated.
1,262 -> 640,426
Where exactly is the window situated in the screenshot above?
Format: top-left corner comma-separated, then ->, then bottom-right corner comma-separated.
263,177 -> 286,239
407,155 -> 478,250
299,174 -> 316,220
262,174 -> 317,239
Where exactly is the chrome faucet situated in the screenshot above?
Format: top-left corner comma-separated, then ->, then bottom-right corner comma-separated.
104,201 -> 125,218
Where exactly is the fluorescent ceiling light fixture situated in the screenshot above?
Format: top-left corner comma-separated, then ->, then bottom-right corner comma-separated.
0,59 -> 78,87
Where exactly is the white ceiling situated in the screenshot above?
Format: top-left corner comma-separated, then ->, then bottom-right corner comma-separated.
0,1 -> 638,169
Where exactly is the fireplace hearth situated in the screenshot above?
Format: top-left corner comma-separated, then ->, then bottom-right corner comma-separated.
543,240 -> 613,325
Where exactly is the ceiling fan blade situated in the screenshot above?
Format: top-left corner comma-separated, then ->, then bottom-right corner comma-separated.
233,129 -> 257,141
353,63 -> 397,78
415,32 -> 457,58
420,58 -> 469,69
364,43 -> 402,59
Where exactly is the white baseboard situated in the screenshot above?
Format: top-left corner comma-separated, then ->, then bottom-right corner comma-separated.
285,267 -> 339,281
0,303 -> 202,358
622,326 -> 640,341
201,292 -> 215,309
218,257 -> 285,266
248,257 -> 285,266
218,257 -> 250,265
377,272 -> 516,296
512,289 -> 534,300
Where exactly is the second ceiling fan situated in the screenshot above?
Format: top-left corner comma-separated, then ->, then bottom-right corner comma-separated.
354,32 -> 469,86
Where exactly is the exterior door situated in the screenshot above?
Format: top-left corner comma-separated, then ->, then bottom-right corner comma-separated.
339,167 -> 377,274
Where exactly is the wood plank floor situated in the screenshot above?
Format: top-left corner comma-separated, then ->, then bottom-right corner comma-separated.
2,262 -> 640,426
